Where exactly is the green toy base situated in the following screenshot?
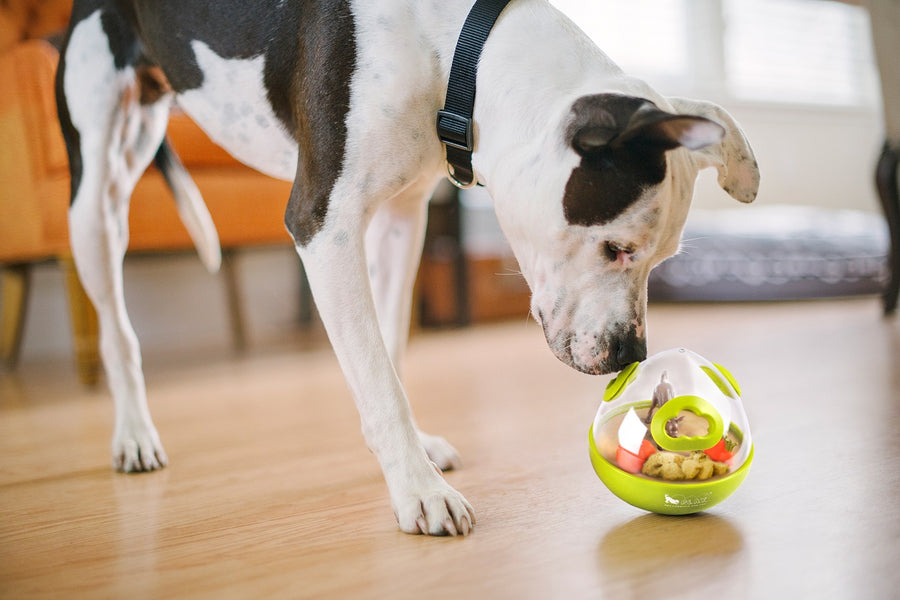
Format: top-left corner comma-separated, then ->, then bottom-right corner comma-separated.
589,426 -> 753,515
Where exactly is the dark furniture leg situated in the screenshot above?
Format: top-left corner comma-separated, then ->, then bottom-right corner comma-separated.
876,141 -> 900,315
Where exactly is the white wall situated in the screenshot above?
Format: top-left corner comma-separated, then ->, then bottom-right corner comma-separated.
691,102 -> 884,214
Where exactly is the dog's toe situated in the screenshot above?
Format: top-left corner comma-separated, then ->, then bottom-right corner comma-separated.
115,441 -> 167,473
394,480 -> 475,537
418,431 -> 462,471
113,425 -> 168,473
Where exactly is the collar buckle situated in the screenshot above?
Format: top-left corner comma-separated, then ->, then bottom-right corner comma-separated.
436,110 -> 474,153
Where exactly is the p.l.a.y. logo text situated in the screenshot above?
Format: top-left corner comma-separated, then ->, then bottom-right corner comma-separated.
665,492 -> 713,508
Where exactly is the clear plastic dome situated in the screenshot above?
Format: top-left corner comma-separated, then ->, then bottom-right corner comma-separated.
589,348 -> 753,514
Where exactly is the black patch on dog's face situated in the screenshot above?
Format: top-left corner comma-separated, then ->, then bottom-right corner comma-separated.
564,140 -> 668,227
563,95 -> 671,227
562,94 -> 722,228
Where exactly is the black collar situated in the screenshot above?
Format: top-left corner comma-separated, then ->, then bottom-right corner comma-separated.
436,0 -> 514,189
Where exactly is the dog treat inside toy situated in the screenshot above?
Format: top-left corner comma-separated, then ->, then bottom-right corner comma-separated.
596,371 -> 741,482
641,451 -> 729,481
596,407 -> 739,482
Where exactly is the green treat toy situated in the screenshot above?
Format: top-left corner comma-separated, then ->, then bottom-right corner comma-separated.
589,348 -> 753,515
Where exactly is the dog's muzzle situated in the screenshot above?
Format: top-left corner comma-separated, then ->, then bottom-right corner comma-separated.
541,319 -> 647,376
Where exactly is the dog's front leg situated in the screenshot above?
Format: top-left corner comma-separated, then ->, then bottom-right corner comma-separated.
297,205 -> 474,536
365,184 -> 463,472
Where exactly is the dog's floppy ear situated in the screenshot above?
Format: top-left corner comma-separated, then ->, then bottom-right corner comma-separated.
568,94 -> 726,155
666,97 -> 760,203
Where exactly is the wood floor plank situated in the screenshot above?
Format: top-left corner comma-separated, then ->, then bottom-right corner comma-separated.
1,299 -> 898,599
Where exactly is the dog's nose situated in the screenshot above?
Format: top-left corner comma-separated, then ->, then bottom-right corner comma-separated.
614,331 -> 647,369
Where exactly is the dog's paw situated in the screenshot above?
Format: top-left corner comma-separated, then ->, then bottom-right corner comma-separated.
112,424 -> 168,473
418,431 -> 462,471
392,473 -> 476,537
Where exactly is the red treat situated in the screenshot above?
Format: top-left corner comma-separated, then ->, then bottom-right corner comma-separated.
639,439 -> 656,460
616,440 -> 656,474
704,438 -> 734,462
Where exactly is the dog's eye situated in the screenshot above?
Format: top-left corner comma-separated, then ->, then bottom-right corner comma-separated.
604,241 -> 634,264
604,241 -> 623,262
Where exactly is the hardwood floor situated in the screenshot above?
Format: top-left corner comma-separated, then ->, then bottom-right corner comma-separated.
1,299 -> 898,599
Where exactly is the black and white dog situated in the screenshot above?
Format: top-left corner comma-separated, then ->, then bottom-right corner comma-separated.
56,0 -> 758,536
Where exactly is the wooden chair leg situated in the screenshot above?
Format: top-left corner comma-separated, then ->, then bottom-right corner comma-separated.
59,256 -> 101,386
221,249 -> 248,352
1,264 -> 32,370
876,141 -> 900,315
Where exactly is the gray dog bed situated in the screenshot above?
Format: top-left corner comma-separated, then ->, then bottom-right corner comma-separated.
648,206 -> 890,302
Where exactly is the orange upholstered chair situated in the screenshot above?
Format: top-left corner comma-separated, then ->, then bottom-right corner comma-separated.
0,4 -> 295,384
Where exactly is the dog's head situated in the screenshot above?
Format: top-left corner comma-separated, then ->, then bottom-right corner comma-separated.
486,93 -> 759,375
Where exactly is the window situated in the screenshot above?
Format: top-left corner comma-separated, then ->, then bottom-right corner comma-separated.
550,0 -> 877,107
549,0 -> 690,85
723,0 -> 876,106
